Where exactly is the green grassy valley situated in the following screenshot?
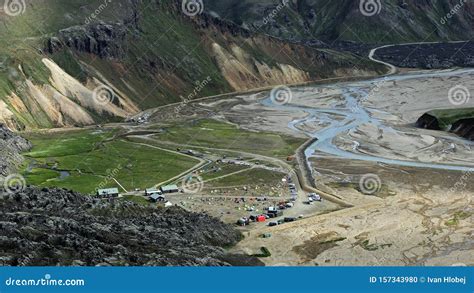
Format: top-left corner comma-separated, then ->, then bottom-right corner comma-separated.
22,128 -> 199,193
21,118 -> 304,194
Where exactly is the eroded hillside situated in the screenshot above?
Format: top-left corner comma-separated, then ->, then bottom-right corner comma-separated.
0,0 -> 383,130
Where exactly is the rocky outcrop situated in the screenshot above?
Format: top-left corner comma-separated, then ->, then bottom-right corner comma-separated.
0,125 -> 31,177
451,118 -> 474,141
416,113 -> 474,141
415,113 -> 441,130
46,22 -> 128,59
0,187 -> 262,266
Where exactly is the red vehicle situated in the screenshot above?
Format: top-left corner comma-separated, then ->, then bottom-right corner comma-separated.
256,215 -> 266,222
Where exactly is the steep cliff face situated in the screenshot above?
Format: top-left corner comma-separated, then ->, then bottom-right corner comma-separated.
0,0 -> 383,131
46,22 -> 128,59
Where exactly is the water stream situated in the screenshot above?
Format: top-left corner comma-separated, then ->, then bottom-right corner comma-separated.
261,69 -> 474,173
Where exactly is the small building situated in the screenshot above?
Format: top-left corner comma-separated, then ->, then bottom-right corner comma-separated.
150,193 -> 166,202
145,188 -> 162,196
97,188 -> 119,198
160,184 -> 179,194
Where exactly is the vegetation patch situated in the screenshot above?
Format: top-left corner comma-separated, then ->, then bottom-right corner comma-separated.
22,129 -> 199,194
153,119 -> 305,158
445,210 -> 471,227
293,232 -> 346,260
252,247 -> 272,258
206,168 -> 285,189
327,182 -> 396,198
428,108 -> 474,130
354,233 -> 392,251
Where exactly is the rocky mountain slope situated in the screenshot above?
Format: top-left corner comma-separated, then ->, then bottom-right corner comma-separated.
0,0 -> 383,131
0,187 -> 262,266
205,0 -> 474,44
0,125 -> 261,266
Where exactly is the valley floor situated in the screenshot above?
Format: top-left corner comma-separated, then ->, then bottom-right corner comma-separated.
21,68 -> 474,266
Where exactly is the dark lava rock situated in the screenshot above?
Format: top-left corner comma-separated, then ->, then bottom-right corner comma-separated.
0,187 -> 262,266
46,22 -> 128,59
415,114 -> 474,141
0,124 -> 31,176
374,42 -> 474,69
415,113 -> 441,130
451,118 -> 474,141
0,127 -> 261,267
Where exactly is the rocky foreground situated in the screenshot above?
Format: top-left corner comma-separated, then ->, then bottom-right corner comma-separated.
0,124 -> 261,267
0,187 -> 262,266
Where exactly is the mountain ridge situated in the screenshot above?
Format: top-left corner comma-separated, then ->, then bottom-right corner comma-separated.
0,0 -> 384,131
204,0 -> 474,44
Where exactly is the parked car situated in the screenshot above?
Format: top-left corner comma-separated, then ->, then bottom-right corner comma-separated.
309,193 -> 322,202
268,222 -> 278,227
237,217 -> 250,226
